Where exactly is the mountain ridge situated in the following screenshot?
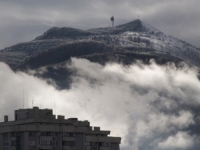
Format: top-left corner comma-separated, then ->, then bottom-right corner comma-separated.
0,19 -> 199,69
1,19 -> 199,89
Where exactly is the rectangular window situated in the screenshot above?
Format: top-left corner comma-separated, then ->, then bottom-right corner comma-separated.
29,140 -> 35,146
29,132 -> 33,136
16,132 -> 21,136
3,133 -> 8,138
56,141 -> 59,146
62,141 -> 75,146
85,142 -> 90,146
47,132 -> 52,136
63,132 -> 70,137
106,143 -> 111,146
70,133 -> 75,137
11,132 -> 15,137
4,141 -> 9,147
91,142 -> 96,146
47,140 -> 50,145
55,132 -> 59,136
63,132 -> 75,137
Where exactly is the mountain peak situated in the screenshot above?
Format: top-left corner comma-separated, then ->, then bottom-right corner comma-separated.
1,19 -> 200,69
116,19 -> 143,31
35,20 -> 144,40
87,19 -> 144,34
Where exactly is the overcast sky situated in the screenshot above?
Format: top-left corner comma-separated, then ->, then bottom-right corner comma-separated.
0,0 -> 199,49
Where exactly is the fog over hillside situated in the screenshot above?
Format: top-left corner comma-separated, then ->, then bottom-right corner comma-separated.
0,58 -> 200,150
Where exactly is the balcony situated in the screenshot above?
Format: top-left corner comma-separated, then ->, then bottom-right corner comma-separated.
63,146 -> 76,150
62,137 -> 75,141
38,145 -> 53,149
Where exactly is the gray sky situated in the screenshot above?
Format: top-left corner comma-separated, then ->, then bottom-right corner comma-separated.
0,0 -> 199,49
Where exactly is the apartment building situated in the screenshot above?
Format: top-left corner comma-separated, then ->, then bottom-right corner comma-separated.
0,107 -> 121,150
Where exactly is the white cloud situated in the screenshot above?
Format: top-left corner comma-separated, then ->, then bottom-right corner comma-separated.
158,132 -> 194,150
0,58 -> 200,149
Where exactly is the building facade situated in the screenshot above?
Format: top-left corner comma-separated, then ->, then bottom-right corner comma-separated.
0,107 -> 121,150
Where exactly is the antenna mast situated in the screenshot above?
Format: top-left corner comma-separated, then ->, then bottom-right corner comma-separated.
110,16 -> 114,27
23,89 -> 24,108
32,97 -> 35,108
54,96 -> 55,113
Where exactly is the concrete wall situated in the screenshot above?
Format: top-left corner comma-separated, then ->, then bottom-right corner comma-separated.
15,108 -> 54,121
86,136 -> 121,143
15,110 -> 29,120
75,133 -> 85,150
111,143 -> 119,150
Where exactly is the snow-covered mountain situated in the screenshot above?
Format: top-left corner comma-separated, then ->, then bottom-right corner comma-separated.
88,22 -> 200,66
0,20 -> 199,69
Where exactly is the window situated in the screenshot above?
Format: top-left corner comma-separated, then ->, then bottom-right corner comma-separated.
47,140 -> 50,145
70,133 -> 75,137
85,142 -> 90,146
69,141 -> 75,146
101,142 -> 111,147
106,143 -> 111,146
54,132 -> 59,136
63,132 -> 70,137
29,140 -> 35,146
11,141 -> 15,146
40,132 -> 52,136
3,133 -> 8,138
4,141 -> 9,147
39,140 -> 48,146
62,141 -> 75,146
63,132 -> 75,137
11,132 -> 15,137
29,132 -> 33,136
91,142 -> 96,146
47,132 -> 52,136
16,132 -> 21,136
52,140 -> 59,146
41,132 -> 47,136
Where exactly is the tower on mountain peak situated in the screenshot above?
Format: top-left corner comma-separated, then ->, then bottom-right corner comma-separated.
111,16 -> 114,27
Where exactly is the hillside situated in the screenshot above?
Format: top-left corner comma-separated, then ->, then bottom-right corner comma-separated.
18,41 -> 115,70
0,20 -> 199,69
0,19 -> 199,89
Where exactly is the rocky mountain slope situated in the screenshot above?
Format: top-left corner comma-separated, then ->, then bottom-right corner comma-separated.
0,19 -> 199,89
0,20 -> 199,68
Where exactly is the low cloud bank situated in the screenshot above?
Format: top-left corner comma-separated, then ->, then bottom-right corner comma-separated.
0,58 -> 200,150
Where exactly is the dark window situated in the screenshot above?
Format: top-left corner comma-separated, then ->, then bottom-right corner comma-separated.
55,132 -> 59,136
3,133 -> 8,138
63,141 -> 75,146
29,132 -> 33,136
11,132 -> 15,137
56,141 -> 59,146
47,132 -> 51,136
4,141 -> 9,147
